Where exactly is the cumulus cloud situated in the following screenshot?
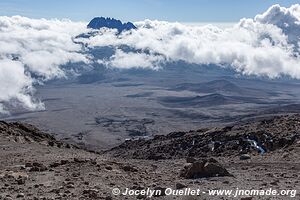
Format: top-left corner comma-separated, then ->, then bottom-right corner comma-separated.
0,16 -> 89,113
0,59 -> 43,113
99,49 -> 165,69
254,4 -> 300,46
84,4 -> 300,78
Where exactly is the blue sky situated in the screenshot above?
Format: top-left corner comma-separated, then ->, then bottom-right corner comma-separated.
0,0 -> 299,22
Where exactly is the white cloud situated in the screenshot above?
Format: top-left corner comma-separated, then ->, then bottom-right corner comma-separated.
86,4 -> 300,78
0,16 -> 89,113
254,4 -> 300,47
0,59 -> 43,113
101,49 -> 164,69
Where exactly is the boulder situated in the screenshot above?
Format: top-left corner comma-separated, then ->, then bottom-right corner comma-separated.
203,162 -> 231,177
180,158 -> 232,179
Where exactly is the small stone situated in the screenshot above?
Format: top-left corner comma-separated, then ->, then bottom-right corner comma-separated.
25,163 -> 33,168
90,159 -> 97,165
282,153 -> 289,158
71,172 -> 80,177
48,141 -> 54,146
241,197 -> 253,200
186,157 -> 197,163
270,180 -> 279,186
16,193 -> 25,198
83,189 -> 99,198
240,154 -> 251,160
29,162 -> 47,172
74,158 -> 85,163
136,194 -> 145,199
66,184 -> 75,189
122,165 -> 138,172
50,188 -> 60,194
50,162 -> 60,168
175,182 -> 186,189
60,160 -> 69,165
17,178 -> 25,185
84,181 -> 89,185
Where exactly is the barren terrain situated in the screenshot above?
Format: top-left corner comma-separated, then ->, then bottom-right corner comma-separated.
0,115 -> 299,199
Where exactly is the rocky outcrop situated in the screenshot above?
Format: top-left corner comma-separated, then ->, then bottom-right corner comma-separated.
87,17 -> 136,32
0,121 -> 74,148
180,158 -> 232,179
108,115 -> 300,159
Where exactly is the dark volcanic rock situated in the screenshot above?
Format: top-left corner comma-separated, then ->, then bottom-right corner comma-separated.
82,189 -> 99,198
240,154 -> 251,160
180,158 -> 232,179
175,182 -> 186,189
121,165 -> 138,172
0,121 -> 73,148
87,17 -> 136,32
29,163 -> 48,172
107,115 -> 300,159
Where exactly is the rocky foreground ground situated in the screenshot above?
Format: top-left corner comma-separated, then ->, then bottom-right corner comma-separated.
0,115 -> 299,200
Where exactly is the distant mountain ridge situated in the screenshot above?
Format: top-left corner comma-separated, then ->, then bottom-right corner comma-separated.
87,17 -> 136,32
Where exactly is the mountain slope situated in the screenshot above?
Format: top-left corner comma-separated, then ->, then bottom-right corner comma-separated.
108,114 -> 300,159
0,116 -> 299,199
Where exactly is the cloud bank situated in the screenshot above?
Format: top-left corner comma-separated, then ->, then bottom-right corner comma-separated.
99,49 -> 165,69
83,4 -> 300,79
0,16 -> 88,113
1,4 -> 300,113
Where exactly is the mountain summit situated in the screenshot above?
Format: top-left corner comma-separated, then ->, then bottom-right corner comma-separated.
87,17 -> 136,32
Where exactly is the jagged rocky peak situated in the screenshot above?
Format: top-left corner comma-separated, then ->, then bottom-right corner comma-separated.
87,17 -> 136,32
